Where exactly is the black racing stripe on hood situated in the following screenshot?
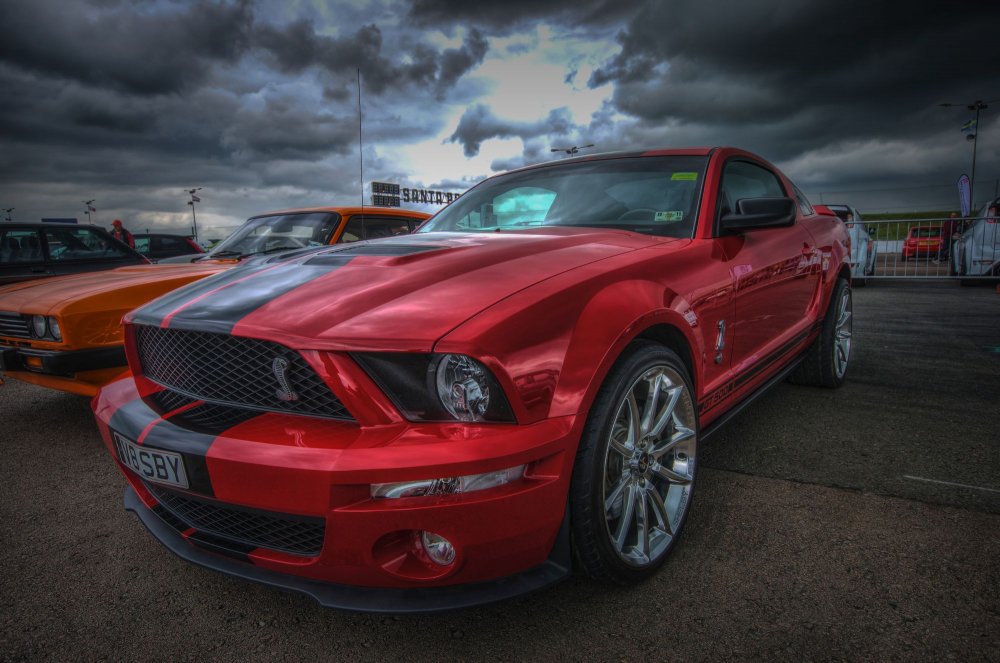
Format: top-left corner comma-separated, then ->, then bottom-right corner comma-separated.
308,243 -> 445,259
162,260 -> 353,335
106,396 -> 216,497
131,263 -> 280,328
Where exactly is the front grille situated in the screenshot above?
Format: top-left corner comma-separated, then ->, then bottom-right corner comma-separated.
0,312 -> 30,339
134,325 -> 353,420
146,483 -> 326,556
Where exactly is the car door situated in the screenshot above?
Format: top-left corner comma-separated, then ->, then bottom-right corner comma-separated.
0,227 -> 53,284
718,159 -> 821,378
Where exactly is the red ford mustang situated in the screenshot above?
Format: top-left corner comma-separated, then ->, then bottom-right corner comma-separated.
93,147 -> 852,612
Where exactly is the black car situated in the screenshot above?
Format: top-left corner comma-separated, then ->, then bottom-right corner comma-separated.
133,233 -> 205,262
0,223 -> 149,286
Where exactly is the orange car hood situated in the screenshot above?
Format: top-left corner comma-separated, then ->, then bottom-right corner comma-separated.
0,262 -> 231,316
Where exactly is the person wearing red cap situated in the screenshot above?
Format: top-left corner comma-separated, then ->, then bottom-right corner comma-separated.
110,219 -> 135,248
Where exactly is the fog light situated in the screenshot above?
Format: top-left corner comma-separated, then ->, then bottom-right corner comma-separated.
31,315 -> 47,339
420,531 -> 456,566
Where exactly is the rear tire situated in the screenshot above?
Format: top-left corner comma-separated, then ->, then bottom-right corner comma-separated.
789,278 -> 852,388
570,342 -> 697,584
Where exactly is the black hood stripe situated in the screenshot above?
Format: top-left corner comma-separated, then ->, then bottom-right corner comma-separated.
131,262 -> 284,328
106,396 -> 217,496
161,260 -> 353,334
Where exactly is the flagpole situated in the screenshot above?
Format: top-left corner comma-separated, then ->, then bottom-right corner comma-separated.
970,103 -> 981,210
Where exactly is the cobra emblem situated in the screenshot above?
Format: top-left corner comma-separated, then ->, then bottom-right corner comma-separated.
272,357 -> 299,402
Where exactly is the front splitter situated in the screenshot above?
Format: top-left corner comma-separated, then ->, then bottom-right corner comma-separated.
124,485 -> 572,613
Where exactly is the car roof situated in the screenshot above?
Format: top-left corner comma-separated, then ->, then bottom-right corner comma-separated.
249,206 -> 432,219
0,222 -> 111,230
503,147 -> 717,176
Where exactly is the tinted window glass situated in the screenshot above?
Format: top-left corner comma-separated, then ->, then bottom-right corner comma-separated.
719,160 -> 786,216
363,217 -> 411,239
44,227 -> 130,261
0,229 -> 44,263
420,156 -> 708,238
155,236 -> 190,251
339,218 -> 363,243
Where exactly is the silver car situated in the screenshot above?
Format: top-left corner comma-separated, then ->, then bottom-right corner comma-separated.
827,204 -> 877,285
953,197 -> 1000,279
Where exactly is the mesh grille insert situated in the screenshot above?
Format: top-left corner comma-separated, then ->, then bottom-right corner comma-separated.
146,483 -> 325,556
134,325 -> 352,420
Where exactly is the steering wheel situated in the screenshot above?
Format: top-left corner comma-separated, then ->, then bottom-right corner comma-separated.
617,208 -> 658,221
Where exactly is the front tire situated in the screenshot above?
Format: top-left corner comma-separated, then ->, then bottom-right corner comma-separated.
789,278 -> 852,388
570,342 -> 698,583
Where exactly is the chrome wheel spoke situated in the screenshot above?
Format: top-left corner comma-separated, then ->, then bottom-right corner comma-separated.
639,374 -> 662,435
634,489 -> 650,562
650,424 -> 695,460
625,392 -> 641,448
645,481 -> 673,535
649,385 -> 682,438
604,474 -> 629,515
652,461 -> 692,485
613,483 -> 637,552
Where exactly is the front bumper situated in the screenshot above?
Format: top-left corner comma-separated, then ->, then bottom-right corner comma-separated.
0,344 -> 126,376
94,376 -> 580,610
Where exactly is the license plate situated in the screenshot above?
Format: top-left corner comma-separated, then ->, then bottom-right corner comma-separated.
112,431 -> 189,489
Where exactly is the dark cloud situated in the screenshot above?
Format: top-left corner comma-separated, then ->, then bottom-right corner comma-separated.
0,0 -> 253,95
589,0 -> 1000,152
448,104 -> 574,157
408,0 -> 642,31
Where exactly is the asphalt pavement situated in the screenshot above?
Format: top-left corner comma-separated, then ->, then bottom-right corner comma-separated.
1,280 -> 998,661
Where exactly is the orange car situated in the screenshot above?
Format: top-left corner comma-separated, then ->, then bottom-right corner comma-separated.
0,206 -> 429,395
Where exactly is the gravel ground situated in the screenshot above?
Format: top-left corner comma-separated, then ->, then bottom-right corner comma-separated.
1,280 -> 998,661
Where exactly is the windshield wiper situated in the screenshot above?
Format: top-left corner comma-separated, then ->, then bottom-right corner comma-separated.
207,250 -> 243,258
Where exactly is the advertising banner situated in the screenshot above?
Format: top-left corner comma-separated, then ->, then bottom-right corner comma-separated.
957,174 -> 971,217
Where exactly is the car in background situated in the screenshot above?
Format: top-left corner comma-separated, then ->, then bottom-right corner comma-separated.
94,147 -> 852,611
133,234 -> 205,262
826,204 -> 877,284
0,223 -> 148,286
158,211 -> 428,263
901,226 -> 942,261
953,197 -> 1000,279
0,207 -> 429,395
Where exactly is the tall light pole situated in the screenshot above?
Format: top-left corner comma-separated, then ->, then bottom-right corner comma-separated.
83,199 -> 95,225
941,99 -> 996,210
185,188 -> 202,243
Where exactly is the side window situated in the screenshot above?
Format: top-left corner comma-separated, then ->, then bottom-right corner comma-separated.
0,229 -> 45,263
338,218 -> 363,243
792,185 -> 813,216
157,236 -> 189,251
364,217 -> 410,239
44,227 -> 130,261
719,160 -> 786,217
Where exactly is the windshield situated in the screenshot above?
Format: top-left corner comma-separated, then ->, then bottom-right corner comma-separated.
205,212 -> 340,258
419,156 -> 708,238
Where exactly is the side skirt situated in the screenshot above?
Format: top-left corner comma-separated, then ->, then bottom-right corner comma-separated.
700,354 -> 804,442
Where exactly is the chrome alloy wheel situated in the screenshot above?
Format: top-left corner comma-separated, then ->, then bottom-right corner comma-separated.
834,286 -> 853,379
602,365 -> 697,567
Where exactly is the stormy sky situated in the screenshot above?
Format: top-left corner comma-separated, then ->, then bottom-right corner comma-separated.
0,0 -> 998,239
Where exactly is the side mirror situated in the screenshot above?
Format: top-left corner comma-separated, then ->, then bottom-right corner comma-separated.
721,197 -> 796,232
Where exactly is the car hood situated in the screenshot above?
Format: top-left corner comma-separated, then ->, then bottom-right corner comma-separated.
0,263 -> 230,315
131,228 -> 664,351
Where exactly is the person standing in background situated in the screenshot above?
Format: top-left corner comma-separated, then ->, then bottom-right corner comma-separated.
110,219 -> 135,248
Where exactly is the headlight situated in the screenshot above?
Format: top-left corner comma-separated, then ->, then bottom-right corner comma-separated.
48,317 -> 62,341
31,315 -> 48,339
353,353 -> 515,423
